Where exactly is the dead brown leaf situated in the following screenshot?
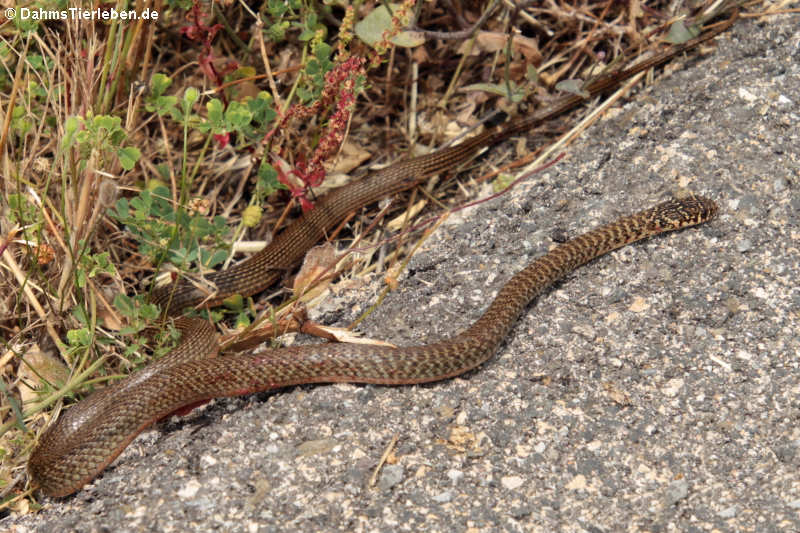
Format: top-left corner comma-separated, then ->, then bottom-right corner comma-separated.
459,31 -> 542,63
17,345 -> 69,407
293,242 -> 338,302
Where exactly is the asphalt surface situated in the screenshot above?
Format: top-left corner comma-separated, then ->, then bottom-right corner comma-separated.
6,11 -> 799,533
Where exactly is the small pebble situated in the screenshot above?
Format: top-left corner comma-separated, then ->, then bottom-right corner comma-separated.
378,465 -> 404,491
432,491 -> 453,503
664,478 -> 689,506
736,239 -> 752,253
501,475 -> 525,490
447,469 -> 464,485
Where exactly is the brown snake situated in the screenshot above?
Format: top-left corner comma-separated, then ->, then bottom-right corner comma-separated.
30,196 -> 718,497
28,14 -> 734,498
151,12 -> 736,315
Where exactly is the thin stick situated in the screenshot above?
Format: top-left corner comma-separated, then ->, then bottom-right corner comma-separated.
369,434 -> 400,488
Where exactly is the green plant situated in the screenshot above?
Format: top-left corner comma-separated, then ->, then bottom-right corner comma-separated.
109,185 -> 229,269
62,113 -> 141,171
74,246 -> 116,290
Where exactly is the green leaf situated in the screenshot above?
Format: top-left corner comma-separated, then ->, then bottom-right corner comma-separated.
153,95 -> 178,116
354,4 -> 425,48
267,21 -> 289,42
315,42 -> 332,61
207,99 -> 224,126
461,81 -> 529,102
224,102 -> 252,130
95,115 -> 120,132
13,13 -> 40,33
223,293 -> 244,310
296,85 -> 312,103
554,79 -> 590,99
207,249 -> 229,269
150,73 -> 172,98
114,293 -> 135,315
248,92 -> 277,125
118,146 -> 141,171
62,116 -> 82,150
267,0 -> 289,18
526,65 -> 539,84
75,268 -> 87,288
298,28 -> 316,42
27,54 -> 45,70
258,162 -> 280,194
234,311 -> 252,329
110,129 -> 126,146
665,20 -> 701,44
139,302 -> 160,321
112,197 -> 130,219
183,87 -> 199,114
66,328 -> 91,347
72,305 -> 90,327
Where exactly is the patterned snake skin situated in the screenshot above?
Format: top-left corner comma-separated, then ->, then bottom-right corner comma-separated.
150,13 -> 735,314
29,196 -> 718,496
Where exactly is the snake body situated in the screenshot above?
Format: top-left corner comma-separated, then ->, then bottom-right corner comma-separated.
151,14 -> 735,314
28,13 -> 735,498
29,196 -> 718,497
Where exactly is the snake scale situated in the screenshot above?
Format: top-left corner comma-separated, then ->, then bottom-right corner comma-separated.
28,13 -> 734,498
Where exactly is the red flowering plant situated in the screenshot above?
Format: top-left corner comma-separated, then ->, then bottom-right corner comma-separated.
264,54 -> 366,212
180,2 -> 238,91
265,0 -> 414,209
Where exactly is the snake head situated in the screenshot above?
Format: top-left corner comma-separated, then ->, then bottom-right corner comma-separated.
647,195 -> 718,232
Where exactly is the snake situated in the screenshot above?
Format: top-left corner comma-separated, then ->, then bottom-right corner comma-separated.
29,195 -> 718,497
150,12 -> 736,315
27,13 -> 735,498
